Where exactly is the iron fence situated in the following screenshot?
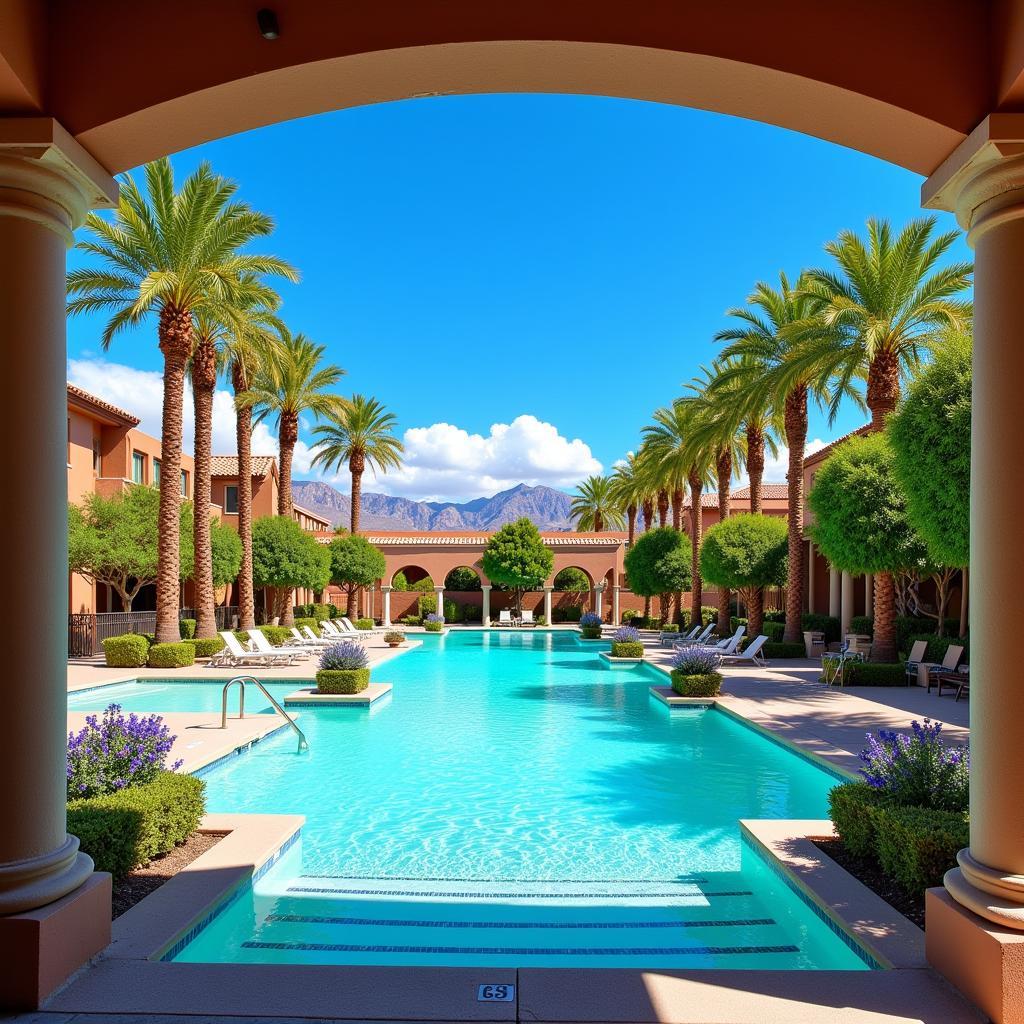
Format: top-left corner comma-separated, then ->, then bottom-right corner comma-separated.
67,606 -> 239,656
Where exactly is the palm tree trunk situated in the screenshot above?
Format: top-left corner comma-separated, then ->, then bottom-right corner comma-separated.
959,566 -> 969,638
657,489 -> 669,528
872,571 -> 898,662
716,449 -> 733,636
746,423 -> 764,514
747,585 -> 764,639
594,511 -> 603,533
233,363 -> 256,632
782,386 -> 808,644
866,350 -> 901,428
191,341 -> 217,640
688,470 -> 703,622
671,487 -> 683,531
642,498 -> 654,533
350,456 -> 364,614
627,505 -> 636,547
277,412 -> 298,626
155,306 -> 193,644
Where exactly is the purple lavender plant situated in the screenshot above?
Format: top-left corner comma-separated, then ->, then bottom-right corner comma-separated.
425,612 -> 445,624
67,704 -> 181,800
580,612 -> 603,628
612,625 -> 641,644
319,640 -> 369,671
670,646 -> 722,675
859,718 -> 969,812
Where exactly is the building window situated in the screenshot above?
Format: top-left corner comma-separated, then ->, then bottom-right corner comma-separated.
180,469 -> 189,497
225,485 -> 239,514
132,451 -> 145,484
153,459 -> 161,486
67,418 -> 71,464
92,438 -> 101,474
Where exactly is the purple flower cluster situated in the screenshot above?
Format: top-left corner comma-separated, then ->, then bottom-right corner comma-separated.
580,612 -> 603,628
612,625 -> 641,644
670,646 -> 722,675
319,640 -> 369,671
67,704 -> 181,800
859,718 -> 969,812
425,612 -> 445,624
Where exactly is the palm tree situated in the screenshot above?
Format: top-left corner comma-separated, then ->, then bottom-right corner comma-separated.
609,453 -> 646,546
799,217 -> 972,428
716,272 -> 855,645
250,329 -> 346,519
311,395 -> 405,534
68,158 -> 297,643
570,475 -> 625,533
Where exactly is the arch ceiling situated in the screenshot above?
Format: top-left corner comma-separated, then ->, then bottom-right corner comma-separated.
2,1 -> 1023,177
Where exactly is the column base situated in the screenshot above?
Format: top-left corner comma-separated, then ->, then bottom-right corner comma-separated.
0,871 -> 111,1010
927,886 -> 1024,1024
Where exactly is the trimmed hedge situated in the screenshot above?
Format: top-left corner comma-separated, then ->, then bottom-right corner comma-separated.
670,671 -> 723,697
101,633 -> 150,668
354,618 -> 375,630
801,614 -> 841,644
905,633 -> 969,665
850,615 -> 873,636
235,626 -> 291,647
829,781 -> 969,894
610,641 -> 644,658
423,619 -> 444,633
184,636 -> 227,658
316,668 -> 370,694
67,771 -> 205,881
178,618 -> 197,639
731,617 -> 784,643
761,641 -> 806,659
580,626 -> 602,639
294,617 -> 321,637
843,662 -> 908,686
147,642 -> 195,668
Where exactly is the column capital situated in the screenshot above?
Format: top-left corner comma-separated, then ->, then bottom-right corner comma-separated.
542,585 -> 553,593
923,113 -> 1024,243
433,585 -> 444,593
0,118 -> 117,244
380,585 -> 392,594
481,584 -> 492,590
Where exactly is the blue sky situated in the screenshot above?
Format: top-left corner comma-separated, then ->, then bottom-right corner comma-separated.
66,94 -> 970,502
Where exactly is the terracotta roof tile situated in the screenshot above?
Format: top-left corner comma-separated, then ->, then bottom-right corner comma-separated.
66,383 -> 140,426
359,530 -> 627,546
209,455 -> 277,478
803,425 -> 875,467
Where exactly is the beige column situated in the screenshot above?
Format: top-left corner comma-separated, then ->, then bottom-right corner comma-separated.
612,584 -> 621,625
807,541 -> 816,613
828,567 -> 840,618
594,582 -> 605,620
434,585 -> 445,622
0,122 -> 116,917
381,586 -> 392,627
543,585 -> 553,625
840,571 -> 853,638
481,585 -> 492,627
924,115 -> 1024,931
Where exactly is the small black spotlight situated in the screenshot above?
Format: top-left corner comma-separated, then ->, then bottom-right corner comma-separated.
257,9 -> 279,39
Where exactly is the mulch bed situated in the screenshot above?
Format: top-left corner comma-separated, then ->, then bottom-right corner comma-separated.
812,837 -> 924,929
112,832 -> 227,919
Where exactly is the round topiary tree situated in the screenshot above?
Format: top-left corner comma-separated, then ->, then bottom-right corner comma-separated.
888,331 -> 970,633
328,534 -> 387,617
553,566 -> 590,592
808,433 -> 930,662
623,527 -> 691,624
481,518 -> 554,614
699,514 -> 788,638
252,516 -> 332,623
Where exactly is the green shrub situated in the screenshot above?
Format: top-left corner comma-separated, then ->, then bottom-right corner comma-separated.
897,616 -> 962,654
178,618 -> 197,639
354,617 -> 375,630
850,615 -> 873,636
147,642 -> 195,668
610,641 -> 644,658
905,633 -> 969,665
670,671 -> 723,697
462,603 -> 482,623
294,617 -> 320,637
535,614 -> 547,626
660,623 -> 679,633
67,771 -> 205,881
315,668 -> 371,694
558,605 -> 583,623
423,619 -> 444,633
828,782 -> 884,858
184,636 -> 227,658
580,626 -> 602,639
418,594 -> 438,617
874,804 -> 969,894
236,626 -> 291,647
842,661 -> 908,686
621,609 -> 638,623
101,633 -> 150,668
801,614 -> 841,643
761,641 -> 807,659
400,615 -> 422,626
764,611 -> 786,623
443,599 -> 462,623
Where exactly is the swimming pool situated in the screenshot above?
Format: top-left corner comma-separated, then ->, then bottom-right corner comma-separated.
71,631 -> 870,970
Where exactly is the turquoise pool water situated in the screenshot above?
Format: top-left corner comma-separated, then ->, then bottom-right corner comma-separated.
71,631 -> 869,970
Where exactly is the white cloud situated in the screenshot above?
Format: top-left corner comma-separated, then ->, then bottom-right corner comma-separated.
736,437 -> 829,489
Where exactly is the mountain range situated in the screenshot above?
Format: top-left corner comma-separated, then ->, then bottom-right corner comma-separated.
291,480 -> 576,532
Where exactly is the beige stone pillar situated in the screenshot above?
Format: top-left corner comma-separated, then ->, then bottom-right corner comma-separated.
840,571 -> 853,638
543,585 -> 553,625
381,586 -> 392,627
594,582 -> 605,621
828,567 -> 840,618
434,585 -> 445,622
0,122 -> 116,918
612,585 -> 621,625
807,541 -> 816,613
923,114 -> 1024,932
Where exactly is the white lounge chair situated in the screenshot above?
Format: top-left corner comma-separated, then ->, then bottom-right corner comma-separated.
719,634 -> 769,667
711,625 -> 746,655
338,617 -> 387,636
216,631 -> 292,668
664,624 -> 700,647
675,623 -> 716,648
297,625 -> 333,646
520,609 -> 537,627
247,629 -> 309,664
496,610 -> 513,628
320,620 -> 366,643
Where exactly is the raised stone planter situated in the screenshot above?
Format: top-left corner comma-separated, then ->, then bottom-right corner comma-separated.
284,682 -> 393,706
649,685 -> 719,707
599,651 -> 643,668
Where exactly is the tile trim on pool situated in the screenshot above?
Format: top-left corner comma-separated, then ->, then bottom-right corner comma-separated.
239,940 -> 801,957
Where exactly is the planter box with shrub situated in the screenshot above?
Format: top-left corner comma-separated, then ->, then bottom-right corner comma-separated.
101,633 -> 150,668
669,646 -> 723,697
147,641 -> 195,669
423,613 -> 444,633
315,639 -> 370,693
609,626 -> 643,659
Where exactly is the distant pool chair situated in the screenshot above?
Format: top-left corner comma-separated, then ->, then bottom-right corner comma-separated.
247,629 -> 309,664
665,624 -> 701,647
924,644 -> 966,693
217,631 -> 293,668
674,623 -> 715,649
713,625 -> 746,655
719,634 -> 769,667
496,610 -> 513,628
520,609 -> 537,627
903,639 -> 929,686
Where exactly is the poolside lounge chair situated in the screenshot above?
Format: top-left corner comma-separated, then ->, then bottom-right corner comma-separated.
664,624 -> 700,647
338,617 -> 387,636
924,645 -> 965,692
713,625 -> 746,655
215,631 -> 295,668
674,623 -> 716,648
496,610 -> 513,628
520,609 -> 537,627
247,629 -> 309,664
292,626 -> 332,647
719,634 -> 769,667
320,620 -> 367,643
903,640 -> 929,686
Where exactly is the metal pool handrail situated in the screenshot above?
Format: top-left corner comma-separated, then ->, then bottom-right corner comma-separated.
221,675 -> 309,753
